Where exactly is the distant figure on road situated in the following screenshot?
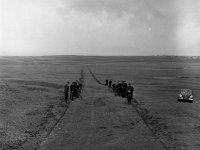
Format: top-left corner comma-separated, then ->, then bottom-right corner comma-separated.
121,81 -> 127,98
115,81 -> 120,96
117,82 -> 123,96
70,82 -> 75,100
112,83 -> 116,93
105,80 -> 108,86
73,81 -> 79,98
109,80 -> 112,88
64,82 -> 70,102
126,83 -> 134,104
78,82 -> 83,93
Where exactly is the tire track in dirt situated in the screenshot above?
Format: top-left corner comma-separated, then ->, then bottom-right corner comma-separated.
87,66 -> 103,85
33,102 -> 70,150
88,96 -> 95,150
87,66 -> 178,150
131,103 -> 169,150
35,68 -> 85,150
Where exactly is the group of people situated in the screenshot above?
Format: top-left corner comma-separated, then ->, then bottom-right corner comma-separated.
105,80 -> 134,104
64,80 -> 83,102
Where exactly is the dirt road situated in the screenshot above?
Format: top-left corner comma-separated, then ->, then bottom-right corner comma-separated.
37,69 -> 165,150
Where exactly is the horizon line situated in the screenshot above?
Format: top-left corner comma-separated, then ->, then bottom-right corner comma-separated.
0,54 -> 200,57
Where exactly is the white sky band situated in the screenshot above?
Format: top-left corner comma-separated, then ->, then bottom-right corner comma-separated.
0,0 -> 200,56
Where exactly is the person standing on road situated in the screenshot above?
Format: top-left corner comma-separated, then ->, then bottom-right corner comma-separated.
115,82 -> 119,96
115,81 -> 120,96
121,81 -> 125,97
109,80 -> 112,88
70,82 -> 75,100
64,82 -> 70,103
112,83 -> 116,93
118,82 -> 123,96
126,83 -> 134,104
122,81 -> 127,98
78,82 -> 82,93
105,80 -> 108,86
74,81 -> 79,98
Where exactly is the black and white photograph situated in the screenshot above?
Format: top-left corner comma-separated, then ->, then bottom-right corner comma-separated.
1,0 -> 200,149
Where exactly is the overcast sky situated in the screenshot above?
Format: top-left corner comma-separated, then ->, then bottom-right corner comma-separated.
0,0 -> 200,56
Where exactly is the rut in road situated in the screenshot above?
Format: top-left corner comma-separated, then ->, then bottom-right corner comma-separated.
87,66 -> 103,85
87,66 -> 180,150
35,68 -> 85,150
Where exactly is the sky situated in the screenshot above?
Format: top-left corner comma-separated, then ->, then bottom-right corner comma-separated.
0,0 -> 200,56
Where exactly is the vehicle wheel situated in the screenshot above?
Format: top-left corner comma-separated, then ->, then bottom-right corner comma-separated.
190,101 -> 193,103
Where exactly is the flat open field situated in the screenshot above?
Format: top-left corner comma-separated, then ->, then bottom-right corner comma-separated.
0,56 -> 83,149
1,56 -> 200,149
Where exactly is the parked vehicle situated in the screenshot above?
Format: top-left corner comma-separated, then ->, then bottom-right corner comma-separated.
178,89 -> 194,103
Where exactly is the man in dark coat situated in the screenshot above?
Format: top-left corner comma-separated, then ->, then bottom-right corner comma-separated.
73,81 -> 79,98
70,82 -> 75,100
109,80 -> 112,88
105,80 -> 108,86
78,82 -> 82,93
116,81 -> 122,96
126,83 -> 134,104
112,83 -> 116,93
122,81 -> 127,98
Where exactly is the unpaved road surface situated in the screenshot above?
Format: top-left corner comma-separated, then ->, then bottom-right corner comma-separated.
38,69 -> 165,150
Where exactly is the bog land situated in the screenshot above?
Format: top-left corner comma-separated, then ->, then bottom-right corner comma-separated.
1,56 -> 200,150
